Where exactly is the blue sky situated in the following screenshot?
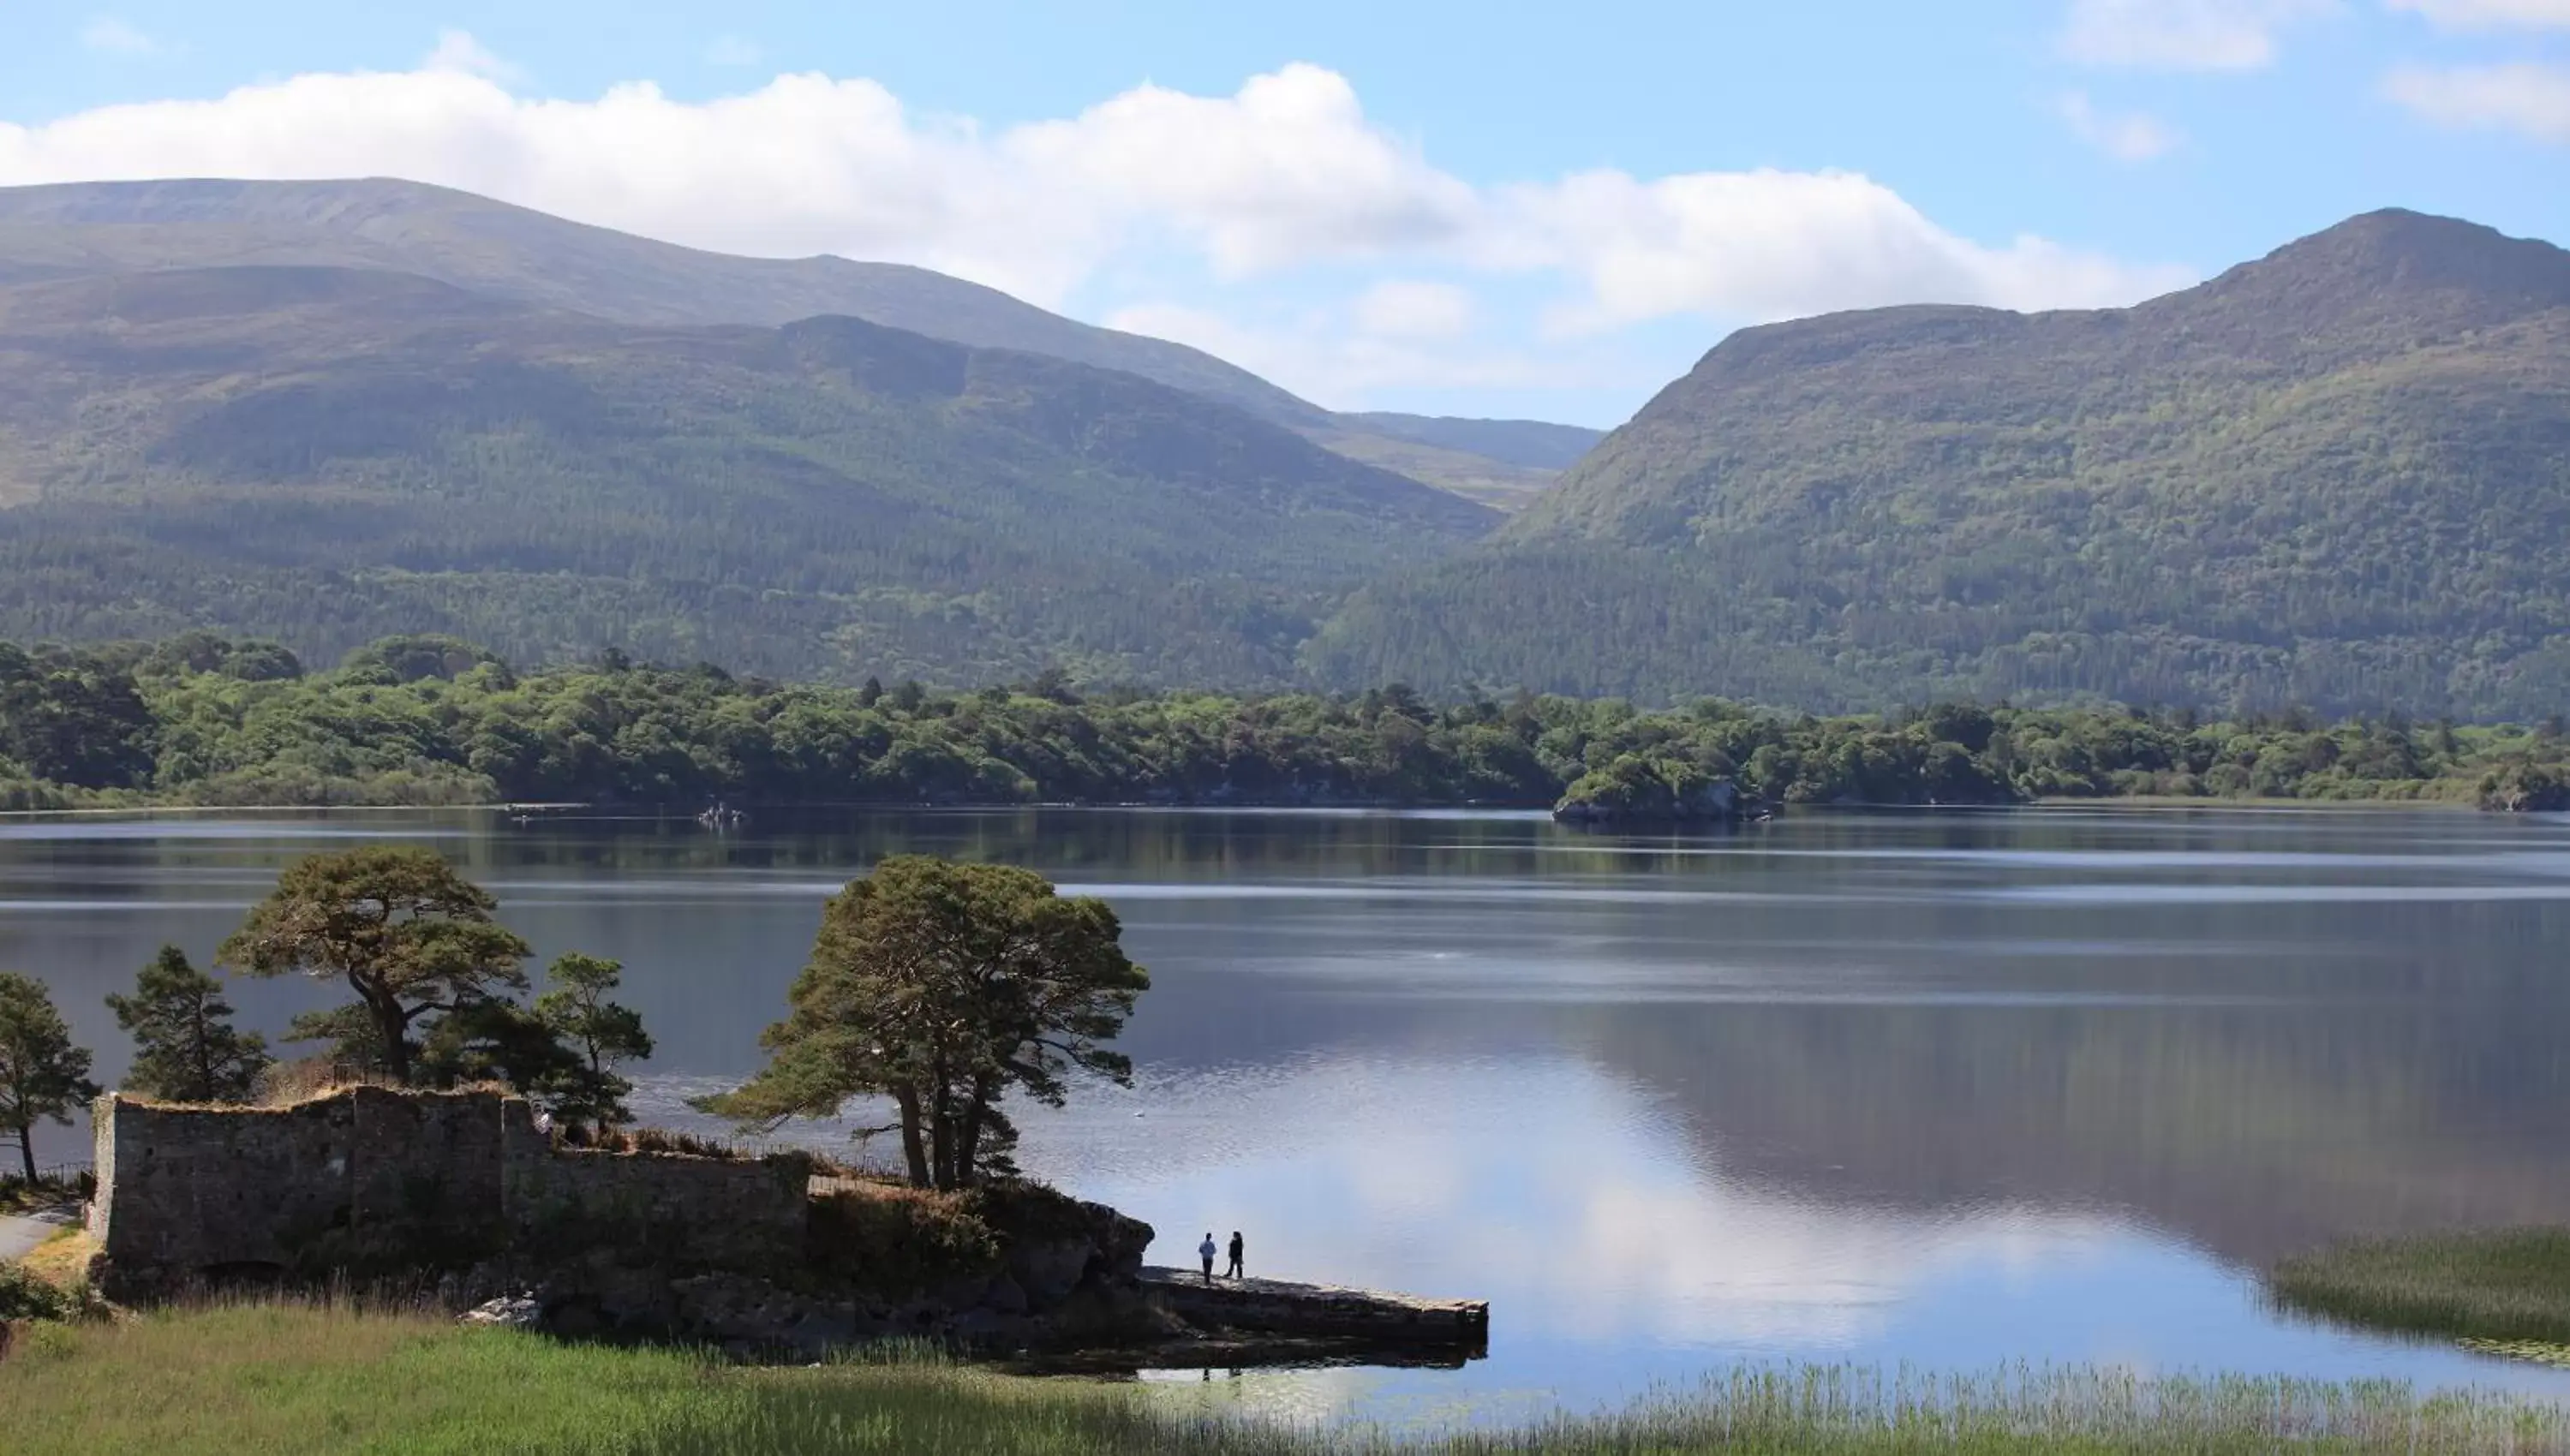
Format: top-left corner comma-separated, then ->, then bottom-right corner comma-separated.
3,1 -> 2566,425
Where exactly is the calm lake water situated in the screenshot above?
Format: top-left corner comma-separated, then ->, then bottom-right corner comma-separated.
7,805 -> 2570,1424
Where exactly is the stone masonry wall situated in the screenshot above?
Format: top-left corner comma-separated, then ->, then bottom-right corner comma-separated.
90,1088 -> 807,1301
499,1099 -> 809,1277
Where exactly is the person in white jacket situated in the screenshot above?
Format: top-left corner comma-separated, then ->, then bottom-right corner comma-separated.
1198,1232 -> 1217,1284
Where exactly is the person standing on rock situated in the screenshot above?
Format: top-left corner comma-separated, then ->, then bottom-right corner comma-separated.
1227,1230 -> 1245,1280
1198,1232 -> 1218,1284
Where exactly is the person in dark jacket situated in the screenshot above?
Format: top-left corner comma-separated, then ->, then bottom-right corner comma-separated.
1226,1230 -> 1245,1280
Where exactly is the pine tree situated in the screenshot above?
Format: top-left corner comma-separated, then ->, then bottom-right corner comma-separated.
218,848 -> 529,1084
106,946 -> 272,1103
531,954 -> 653,1134
0,973 -> 98,1184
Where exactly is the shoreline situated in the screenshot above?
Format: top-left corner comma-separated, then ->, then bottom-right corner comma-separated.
0,795 -> 2526,822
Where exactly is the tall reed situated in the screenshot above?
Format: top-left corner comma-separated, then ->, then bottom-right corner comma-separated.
5,1302 -> 2568,1454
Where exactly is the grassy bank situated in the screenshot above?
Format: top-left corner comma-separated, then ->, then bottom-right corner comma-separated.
2273,1229 -> 2570,1349
5,1303 -> 2569,1454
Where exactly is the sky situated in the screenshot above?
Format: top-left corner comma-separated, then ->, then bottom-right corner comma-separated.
1,2 -> 2566,427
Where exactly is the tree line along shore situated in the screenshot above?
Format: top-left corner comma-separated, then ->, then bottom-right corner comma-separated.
5,630 -> 2570,816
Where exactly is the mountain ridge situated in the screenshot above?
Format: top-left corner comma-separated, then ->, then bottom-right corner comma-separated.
0,259 -> 1495,683
1310,208 -> 2570,718
0,176 -> 1599,506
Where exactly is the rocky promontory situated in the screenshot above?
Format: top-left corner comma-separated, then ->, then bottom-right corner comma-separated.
85,1086 -> 1486,1366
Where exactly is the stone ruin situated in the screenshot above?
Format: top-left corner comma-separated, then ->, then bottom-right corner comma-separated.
85,1086 -> 1155,1354
86,1085 -> 1487,1364
87,1086 -> 810,1301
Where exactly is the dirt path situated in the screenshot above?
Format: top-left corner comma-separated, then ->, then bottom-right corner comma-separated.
0,1208 -> 77,1262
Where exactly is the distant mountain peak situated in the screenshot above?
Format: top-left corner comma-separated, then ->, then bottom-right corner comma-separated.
2198,207 -> 2570,316
1312,206 -> 2570,717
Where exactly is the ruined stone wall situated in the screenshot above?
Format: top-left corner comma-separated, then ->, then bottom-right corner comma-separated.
352,1087 -> 509,1251
90,1089 -> 807,1300
91,1091 -> 374,1287
499,1100 -> 809,1276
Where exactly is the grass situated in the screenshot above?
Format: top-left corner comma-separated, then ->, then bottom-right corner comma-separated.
2272,1229 -> 2570,1346
3,1303 -> 2569,1454
15,1226 -> 94,1289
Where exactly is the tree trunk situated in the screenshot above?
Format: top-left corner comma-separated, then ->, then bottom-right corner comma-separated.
956,1096 -> 983,1190
955,1073 -> 1000,1189
894,1087 -> 930,1187
193,995 -> 215,1102
367,989 -> 412,1083
929,1083 -> 956,1190
15,1119 -> 34,1185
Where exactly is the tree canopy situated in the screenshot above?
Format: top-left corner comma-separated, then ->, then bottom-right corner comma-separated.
105,946 -> 271,1104
0,973 -> 99,1184
216,847 -> 531,1084
706,856 -> 1150,1190
8,632 -> 2570,818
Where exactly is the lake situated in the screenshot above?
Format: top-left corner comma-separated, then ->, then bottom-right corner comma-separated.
6,805 -> 2570,1425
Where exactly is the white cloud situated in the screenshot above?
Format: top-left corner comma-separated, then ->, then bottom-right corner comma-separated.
422,29 -> 521,84
2055,91 -> 2184,160
2385,62 -> 2570,140
1493,169 -> 2195,332
80,16 -> 158,55
0,47 -> 2191,396
1007,66 -> 1476,277
2385,0 -> 2570,28
706,35 -> 762,68
1352,279 -> 1477,339
2059,0 -> 2337,70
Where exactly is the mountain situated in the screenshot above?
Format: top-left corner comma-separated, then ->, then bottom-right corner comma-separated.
0,263 -> 1494,683
0,178 -> 1598,505
1308,210 -> 2570,718
1304,413 -> 1604,511
1336,413 -> 1603,470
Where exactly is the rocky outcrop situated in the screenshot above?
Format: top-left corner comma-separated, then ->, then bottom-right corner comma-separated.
2479,763 -> 2570,813
441,1197 -> 1168,1361
1138,1268 -> 1489,1347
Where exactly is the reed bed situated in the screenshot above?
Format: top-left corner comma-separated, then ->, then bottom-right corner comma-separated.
2273,1228 -> 2570,1346
4,1301 -> 2568,1454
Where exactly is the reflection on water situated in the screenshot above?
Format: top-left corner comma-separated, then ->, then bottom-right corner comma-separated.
6,806 -> 2570,1421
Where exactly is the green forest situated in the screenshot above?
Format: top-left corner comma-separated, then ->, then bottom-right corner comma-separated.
5,630 -> 2567,814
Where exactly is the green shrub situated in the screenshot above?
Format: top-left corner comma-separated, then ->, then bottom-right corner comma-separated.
0,1262 -> 77,1322
805,1185 -> 1001,1299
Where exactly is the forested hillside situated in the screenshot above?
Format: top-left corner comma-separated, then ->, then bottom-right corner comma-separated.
1309,210 -> 2570,718
0,178 -> 1600,504
9,192 -> 2567,719
0,265 -> 1492,683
